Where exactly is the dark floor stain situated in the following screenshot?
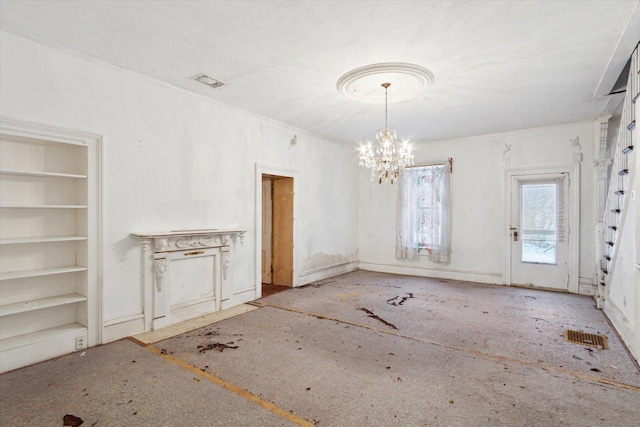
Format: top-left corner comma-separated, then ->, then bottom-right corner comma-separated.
357,307 -> 398,330
307,280 -> 336,288
63,414 -> 84,426
387,293 -> 414,306
197,342 -> 239,353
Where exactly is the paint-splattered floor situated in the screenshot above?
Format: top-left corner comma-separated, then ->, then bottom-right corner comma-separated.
2,271 -> 639,426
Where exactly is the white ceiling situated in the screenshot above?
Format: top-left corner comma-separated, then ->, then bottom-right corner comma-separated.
1,1 -> 638,144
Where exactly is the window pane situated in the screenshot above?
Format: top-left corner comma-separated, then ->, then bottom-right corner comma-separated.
520,183 -> 556,264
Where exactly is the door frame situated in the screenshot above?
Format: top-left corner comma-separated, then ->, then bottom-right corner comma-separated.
261,177 -> 273,285
504,164 -> 580,293
255,164 -> 297,297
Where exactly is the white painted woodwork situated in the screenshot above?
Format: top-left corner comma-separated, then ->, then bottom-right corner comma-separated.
0,323 -> 87,374
131,229 -> 246,331
603,45 -> 639,362
0,236 -> 88,244
0,169 -> 88,179
0,118 -> 100,373
509,174 -> 570,291
0,266 -> 88,281
261,178 -> 273,284
0,293 -> 87,317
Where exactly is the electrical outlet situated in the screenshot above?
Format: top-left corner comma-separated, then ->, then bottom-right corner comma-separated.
75,336 -> 87,350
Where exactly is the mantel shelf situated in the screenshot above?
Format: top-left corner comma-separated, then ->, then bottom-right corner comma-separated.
0,236 -> 87,245
0,293 -> 87,317
132,229 -> 246,253
0,266 -> 87,281
131,229 -> 245,239
0,169 -> 87,179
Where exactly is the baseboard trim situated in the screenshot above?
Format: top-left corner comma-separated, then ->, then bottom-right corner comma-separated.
604,300 -> 638,364
578,277 -> 596,296
358,262 -> 502,285
103,313 -> 145,343
221,288 -> 258,310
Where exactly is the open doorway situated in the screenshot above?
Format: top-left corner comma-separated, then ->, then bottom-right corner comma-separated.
261,174 -> 294,296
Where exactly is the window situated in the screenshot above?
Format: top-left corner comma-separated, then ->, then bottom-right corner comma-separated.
416,166 -> 446,252
520,182 -> 557,264
397,162 -> 452,263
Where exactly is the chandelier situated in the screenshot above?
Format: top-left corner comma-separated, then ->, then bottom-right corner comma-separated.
359,83 -> 414,184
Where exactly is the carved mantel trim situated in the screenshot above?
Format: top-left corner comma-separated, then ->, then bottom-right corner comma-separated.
131,228 -> 246,330
132,229 -> 246,252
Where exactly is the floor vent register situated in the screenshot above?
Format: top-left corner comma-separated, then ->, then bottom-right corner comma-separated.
564,329 -> 609,349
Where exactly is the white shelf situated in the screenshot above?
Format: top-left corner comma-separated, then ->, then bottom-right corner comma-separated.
0,169 -> 87,179
0,323 -> 86,352
0,293 -> 87,317
0,204 -> 87,209
0,236 -> 87,245
0,118 -> 98,373
0,266 -> 87,281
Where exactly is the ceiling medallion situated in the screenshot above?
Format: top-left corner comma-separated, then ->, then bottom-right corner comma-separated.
336,62 -> 434,104
338,63 -> 431,184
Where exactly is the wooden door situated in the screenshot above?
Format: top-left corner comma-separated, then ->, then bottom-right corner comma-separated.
272,177 -> 293,286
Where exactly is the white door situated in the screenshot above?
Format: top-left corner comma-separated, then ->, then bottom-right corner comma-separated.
261,178 -> 273,284
510,173 -> 569,290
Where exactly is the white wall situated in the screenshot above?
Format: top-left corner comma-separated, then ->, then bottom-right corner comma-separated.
359,121 -> 596,290
0,31 -> 359,341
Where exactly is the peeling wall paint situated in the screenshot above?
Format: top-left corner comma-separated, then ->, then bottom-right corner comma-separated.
302,251 -> 359,274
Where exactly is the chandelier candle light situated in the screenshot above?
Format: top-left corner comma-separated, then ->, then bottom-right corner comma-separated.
359,83 -> 414,184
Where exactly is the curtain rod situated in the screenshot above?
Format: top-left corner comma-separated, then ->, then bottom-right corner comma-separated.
406,157 -> 453,173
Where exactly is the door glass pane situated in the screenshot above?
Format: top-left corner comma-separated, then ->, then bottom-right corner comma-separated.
521,183 -> 556,264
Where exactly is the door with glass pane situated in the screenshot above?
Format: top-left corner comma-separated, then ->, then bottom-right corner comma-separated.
510,174 -> 569,290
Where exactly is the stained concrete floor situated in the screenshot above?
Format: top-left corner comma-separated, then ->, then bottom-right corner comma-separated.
1,271 -> 639,426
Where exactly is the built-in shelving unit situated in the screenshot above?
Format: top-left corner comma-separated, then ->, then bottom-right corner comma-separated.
0,118 -> 100,373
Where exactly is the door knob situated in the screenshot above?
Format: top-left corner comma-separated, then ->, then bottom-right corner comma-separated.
513,231 -> 518,242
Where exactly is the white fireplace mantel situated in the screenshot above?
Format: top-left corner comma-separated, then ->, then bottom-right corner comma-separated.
131,229 -> 246,330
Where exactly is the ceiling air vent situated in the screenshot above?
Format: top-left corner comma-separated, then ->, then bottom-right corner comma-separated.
192,74 -> 225,89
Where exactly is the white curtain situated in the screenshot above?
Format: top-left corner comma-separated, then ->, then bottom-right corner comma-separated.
396,168 -> 420,260
396,163 -> 452,263
426,164 -> 452,263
